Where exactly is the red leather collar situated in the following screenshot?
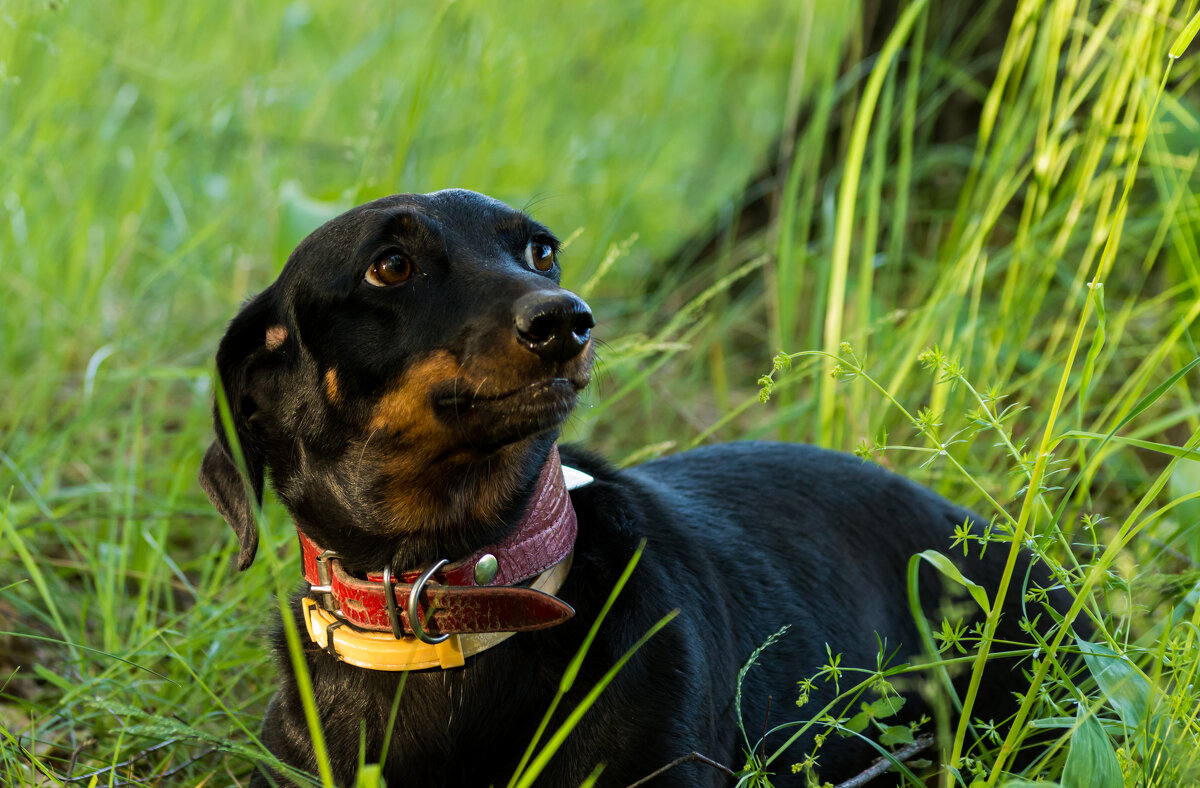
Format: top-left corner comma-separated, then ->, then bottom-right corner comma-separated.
299,446 -> 577,639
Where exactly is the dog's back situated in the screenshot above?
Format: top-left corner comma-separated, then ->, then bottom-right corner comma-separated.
551,440 -> 1044,784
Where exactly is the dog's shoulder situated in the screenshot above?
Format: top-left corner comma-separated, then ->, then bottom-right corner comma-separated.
572,440 -> 944,509
562,439 -> 861,482
562,439 -> 976,572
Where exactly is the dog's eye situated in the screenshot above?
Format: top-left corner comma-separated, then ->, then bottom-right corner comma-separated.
366,254 -> 414,287
524,240 -> 556,272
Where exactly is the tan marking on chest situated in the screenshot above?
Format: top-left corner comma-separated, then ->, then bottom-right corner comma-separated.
375,440 -> 530,536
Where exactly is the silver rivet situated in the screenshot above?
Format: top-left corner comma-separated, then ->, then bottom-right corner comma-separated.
474,553 -> 499,585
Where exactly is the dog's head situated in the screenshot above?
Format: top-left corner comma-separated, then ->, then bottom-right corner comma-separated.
199,190 -> 594,571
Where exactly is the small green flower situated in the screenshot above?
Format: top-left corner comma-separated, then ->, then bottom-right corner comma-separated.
951,518 -> 975,556
934,618 -> 969,654
912,406 -> 942,437
757,375 -> 774,403
819,646 -> 843,690
796,677 -> 813,708
917,345 -> 944,370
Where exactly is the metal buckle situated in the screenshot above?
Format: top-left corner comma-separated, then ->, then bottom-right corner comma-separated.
382,560 -> 449,644
309,549 -> 339,612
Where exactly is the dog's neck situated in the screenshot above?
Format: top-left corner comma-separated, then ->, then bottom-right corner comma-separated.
298,445 -> 576,580
294,443 -> 586,653
291,436 -> 577,575
285,434 -> 562,574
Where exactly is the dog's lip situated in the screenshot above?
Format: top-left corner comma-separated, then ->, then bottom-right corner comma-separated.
432,377 -> 583,408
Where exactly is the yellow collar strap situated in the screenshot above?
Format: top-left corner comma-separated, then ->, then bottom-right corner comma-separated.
302,552 -> 573,671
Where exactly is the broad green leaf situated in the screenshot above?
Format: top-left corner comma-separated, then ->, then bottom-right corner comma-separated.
1077,638 -> 1153,731
914,550 -> 991,615
1030,716 -> 1077,728
870,695 -> 906,718
846,710 -> 871,733
31,664 -> 74,692
1062,706 -> 1122,788
880,725 -> 916,747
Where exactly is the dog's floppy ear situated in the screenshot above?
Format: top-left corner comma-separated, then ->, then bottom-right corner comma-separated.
198,286 -> 286,570
199,438 -> 262,570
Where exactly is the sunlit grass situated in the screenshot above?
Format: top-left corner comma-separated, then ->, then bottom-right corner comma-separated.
739,0 -> 1200,784
2,0 -> 1199,785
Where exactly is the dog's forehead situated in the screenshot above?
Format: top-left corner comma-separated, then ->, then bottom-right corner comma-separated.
344,190 -> 528,238
277,190 -> 541,290
425,188 -> 518,218
300,191 -> 535,259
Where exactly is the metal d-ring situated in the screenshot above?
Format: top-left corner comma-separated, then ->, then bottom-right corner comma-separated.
405,559 -> 450,645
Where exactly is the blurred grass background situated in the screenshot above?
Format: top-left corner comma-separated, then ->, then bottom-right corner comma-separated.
2,0 -> 1200,785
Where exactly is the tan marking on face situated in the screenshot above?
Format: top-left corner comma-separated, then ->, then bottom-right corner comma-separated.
324,368 -> 341,405
369,351 -> 460,437
367,350 -> 532,534
265,324 -> 288,350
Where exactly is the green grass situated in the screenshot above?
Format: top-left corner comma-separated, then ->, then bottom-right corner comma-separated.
2,0 -> 1200,785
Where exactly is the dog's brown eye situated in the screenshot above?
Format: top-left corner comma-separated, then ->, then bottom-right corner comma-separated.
525,240 -> 555,272
366,254 -> 413,287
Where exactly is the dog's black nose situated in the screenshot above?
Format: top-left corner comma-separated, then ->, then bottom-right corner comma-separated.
513,292 -> 594,362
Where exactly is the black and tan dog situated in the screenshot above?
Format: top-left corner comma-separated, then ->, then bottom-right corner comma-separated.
199,189 -> 1061,786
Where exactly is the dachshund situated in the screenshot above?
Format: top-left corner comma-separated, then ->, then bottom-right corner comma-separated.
199,189 -> 1065,786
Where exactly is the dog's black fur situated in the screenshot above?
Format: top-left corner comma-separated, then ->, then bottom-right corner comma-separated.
200,189 -> 1061,786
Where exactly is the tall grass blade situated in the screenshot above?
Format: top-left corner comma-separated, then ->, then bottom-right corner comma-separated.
507,541 -> 647,787
513,609 -> 679,788
819,0 -> 929,445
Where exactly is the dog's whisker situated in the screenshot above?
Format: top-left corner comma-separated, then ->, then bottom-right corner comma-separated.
359,429 -> 378,468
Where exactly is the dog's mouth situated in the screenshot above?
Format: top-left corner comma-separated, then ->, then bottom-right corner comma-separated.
432,374 -> 588,450
434,376 -> 579,407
